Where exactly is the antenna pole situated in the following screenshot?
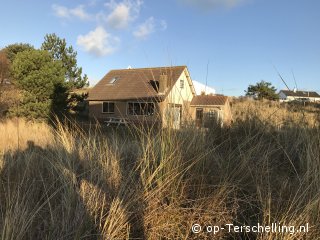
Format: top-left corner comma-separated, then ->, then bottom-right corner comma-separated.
274,66 -> 291,91
292,70 -> 298,90
205,60 -> 209,94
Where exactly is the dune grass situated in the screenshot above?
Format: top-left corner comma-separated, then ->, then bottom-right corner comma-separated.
0,101 -> 320,239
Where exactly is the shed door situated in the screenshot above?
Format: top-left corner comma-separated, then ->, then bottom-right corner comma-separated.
196,108 -> 203,127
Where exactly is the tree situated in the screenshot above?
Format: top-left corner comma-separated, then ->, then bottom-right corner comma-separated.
10,49 -> 66,119
0,50 -> 10,84
0,84 -> 20,117
4,43 -> 34,63
245,80 -> 279,100
41,33 -> 88,89
0,46 -> 27,117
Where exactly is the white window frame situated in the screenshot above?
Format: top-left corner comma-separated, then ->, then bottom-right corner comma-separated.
102,102 -> 115,113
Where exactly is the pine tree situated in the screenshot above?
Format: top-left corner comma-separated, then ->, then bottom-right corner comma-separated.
245,80 -> 279,100
41,33 -> 88,89
10,49 -> 66,119
4,43 -> 34,63
0,50 -> 10,84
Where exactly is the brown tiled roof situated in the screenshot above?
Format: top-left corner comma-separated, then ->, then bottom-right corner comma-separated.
190,95 -> 228,106
88,66 -> 187,101
280,90 -> 320,98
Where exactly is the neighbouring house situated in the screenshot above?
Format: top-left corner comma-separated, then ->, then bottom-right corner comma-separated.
279,89 -> 320,102
190,95 -> 232,127
87,65 -> 231,128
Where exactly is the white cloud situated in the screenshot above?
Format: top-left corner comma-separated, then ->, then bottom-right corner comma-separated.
77,27 -> 120,56
179,0 -> 247,10
193,80 -> 216,95
106,3 -> 131,29
102,0 -> 143,29
70,5 -> 92,20
52,4 -> 70,18
133,18 -> 167,40
52,1 -> 168,55
133,17 -> 155,40
52,4 -> 92,21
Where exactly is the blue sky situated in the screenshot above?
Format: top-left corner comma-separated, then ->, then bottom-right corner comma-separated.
1,0 -> 320,96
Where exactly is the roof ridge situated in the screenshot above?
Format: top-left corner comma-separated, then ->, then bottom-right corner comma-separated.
190,94 -> 228,106
109,65 -> 187,71
195,95 -> 227,98
281,89 -> 317,92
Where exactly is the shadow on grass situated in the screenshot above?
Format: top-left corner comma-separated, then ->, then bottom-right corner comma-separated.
0,137 -> 146,239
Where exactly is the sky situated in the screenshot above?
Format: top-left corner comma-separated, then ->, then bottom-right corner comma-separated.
1,0 -> 320,96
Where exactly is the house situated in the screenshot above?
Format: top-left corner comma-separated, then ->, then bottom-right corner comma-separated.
190,95 -> 232,127
279,89 -> 320,102
88,66 -> 231,128
88,66 -> 195,128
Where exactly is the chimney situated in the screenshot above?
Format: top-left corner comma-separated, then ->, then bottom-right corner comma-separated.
159,72 -> 168,93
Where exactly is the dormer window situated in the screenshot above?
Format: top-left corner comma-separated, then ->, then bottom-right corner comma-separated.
150,80 -> 159,91
109,76 -> 119,84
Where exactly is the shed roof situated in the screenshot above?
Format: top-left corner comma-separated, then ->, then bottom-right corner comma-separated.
190,95 -> 228,106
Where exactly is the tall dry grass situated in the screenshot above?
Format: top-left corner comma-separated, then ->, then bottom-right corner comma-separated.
0,119 -> 53,151
0,100 -> 320,239
232,99 -> 320,128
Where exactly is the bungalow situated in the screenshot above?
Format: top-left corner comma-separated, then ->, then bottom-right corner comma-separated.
88,66 -> 231,128
279,90 -> 320,102
190,95 -> 232,127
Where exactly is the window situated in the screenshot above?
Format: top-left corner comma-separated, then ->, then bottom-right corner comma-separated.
102,102 -> 115,113
196,108 -> 203,120
207,110 -> 220,121
109,76 -> 119,84
150,80 -> 159,91
208,110 -> 216,118
180,79 -> 184,88
127,102 -> 155,115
